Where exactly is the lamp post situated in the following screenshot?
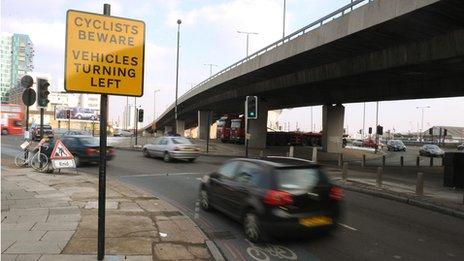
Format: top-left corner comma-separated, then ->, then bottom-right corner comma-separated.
153,89 -> 160,122
237,31 -> 258,57
416,106 -> 431,142
204,63 -> 218,77
175,19 -> 182,133
282,0 -> 286,38
362,102 -> 366,139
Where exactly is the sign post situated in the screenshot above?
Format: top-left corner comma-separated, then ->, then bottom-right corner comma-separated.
64,5 -> 145,260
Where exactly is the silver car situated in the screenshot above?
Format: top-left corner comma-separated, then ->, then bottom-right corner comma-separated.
142,136 -> 200,162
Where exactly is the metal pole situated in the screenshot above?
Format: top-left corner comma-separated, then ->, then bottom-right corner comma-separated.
362,102 -> 366,139
175,19 -> 181,133
40,108 -> 44,139
282,0 -> 286,38
246,33 -> 249,57
97,4 -> 110,261
125,97 -> 128,129
24,106 -> 30,160
134,98 -> 137,145
135,108 -> 138,146
421,108 -> 424,142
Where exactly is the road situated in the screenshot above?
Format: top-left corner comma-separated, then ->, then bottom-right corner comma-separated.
2,135 -> 464,260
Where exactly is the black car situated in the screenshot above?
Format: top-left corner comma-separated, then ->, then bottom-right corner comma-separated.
30,123 -> 54,141
458,144 -> 464,151
43,136 -> 115,166
199,157 -> 342,242
386,140 -> 406,151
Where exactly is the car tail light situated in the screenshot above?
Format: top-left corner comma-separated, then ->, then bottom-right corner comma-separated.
263,190 -> 293,206
329,186 -> 343,201
86,148 -> 98,156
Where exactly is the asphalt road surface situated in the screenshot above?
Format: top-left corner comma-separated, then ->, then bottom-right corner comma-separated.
2,135 -> 464,260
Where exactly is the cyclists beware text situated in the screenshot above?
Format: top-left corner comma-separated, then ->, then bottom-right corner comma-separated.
50,140 -> 76,169
64,10 -> 145,97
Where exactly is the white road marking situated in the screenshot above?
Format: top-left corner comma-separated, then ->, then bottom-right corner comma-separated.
337,222 -> 358,231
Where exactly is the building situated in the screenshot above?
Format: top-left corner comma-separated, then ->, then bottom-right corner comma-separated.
0,33 -> 34,103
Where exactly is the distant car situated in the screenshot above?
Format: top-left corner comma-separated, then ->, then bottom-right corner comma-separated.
457,144 -> 464,151
419,144 -> 445,157
142,136 -> 200,162
43,135 -> 115,167
30,123 -> 54,141
199,157 -> 342,242
387,140 -> 406,151
53,128 -> 68,137
113,129 -> 132,137
352,140 -> 363,147
63,130 -> 91,136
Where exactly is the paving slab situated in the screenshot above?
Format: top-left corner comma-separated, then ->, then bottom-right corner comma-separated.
153,243 -> 194,260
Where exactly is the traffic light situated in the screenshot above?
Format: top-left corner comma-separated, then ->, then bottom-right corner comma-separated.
37,78 -> 50,107
246,96 -> 258,119
138,109 -> 144,122
443,128 -> 447,137
368,127 -> 372,134
376,125 -> 383,135
429,128 -> 433,135
66,110 -> 71,119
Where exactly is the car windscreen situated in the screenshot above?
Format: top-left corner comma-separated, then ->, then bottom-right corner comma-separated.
79,137 -> 99,146
274,167 -> 327,191
43,125 -> 52,129
231,120 -> 241,128
427,145 -> 440,150
171,138 -> 193,144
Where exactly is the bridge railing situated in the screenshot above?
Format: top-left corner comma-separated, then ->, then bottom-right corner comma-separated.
183,0 -> 371,96
159,0 -> 372,122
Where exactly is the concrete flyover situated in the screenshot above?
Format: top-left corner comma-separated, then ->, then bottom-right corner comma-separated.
154,0 -> 464,151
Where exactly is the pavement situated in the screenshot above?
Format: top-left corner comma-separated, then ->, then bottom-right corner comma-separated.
1,165 -> 213,260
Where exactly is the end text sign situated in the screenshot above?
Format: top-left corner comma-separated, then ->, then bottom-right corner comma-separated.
65,10 -> 145,96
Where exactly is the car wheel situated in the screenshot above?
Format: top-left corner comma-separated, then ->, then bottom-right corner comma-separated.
163,152 -> 171,162
199,188 -> 212,211
143,148 -> 150,158
77,115 -> 82,119
188,158 -> 196,163
243,210 -> 265,243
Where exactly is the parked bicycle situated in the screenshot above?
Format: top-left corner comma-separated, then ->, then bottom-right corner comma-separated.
15,138 -> 50,172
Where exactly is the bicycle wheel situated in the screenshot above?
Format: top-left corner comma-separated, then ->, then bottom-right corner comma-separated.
14,152 -> 28,167
31,153 -> 49,171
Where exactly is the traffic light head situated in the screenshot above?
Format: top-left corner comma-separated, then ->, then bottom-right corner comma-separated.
138,109 -> 144,122
66,110 -> 71,119
37,78 -> 50,107
368,127 -> 372,134
246,96 -> 258,119
376,125 -> 383,135
443,128 -> 447,137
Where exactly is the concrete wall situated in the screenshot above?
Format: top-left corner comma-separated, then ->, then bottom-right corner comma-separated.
322,104 -> 345,153
248,102 -> 268,149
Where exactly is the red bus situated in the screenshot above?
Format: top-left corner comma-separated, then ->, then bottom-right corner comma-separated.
1,104 -> 24,135
216,116 -> 232,142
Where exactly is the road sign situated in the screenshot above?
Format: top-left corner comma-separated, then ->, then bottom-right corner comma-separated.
50,140 -> 75,169
64,10 -> 145,96
20,75 -> 34,88
50,140 -> 74,160
22,88 -> 36,106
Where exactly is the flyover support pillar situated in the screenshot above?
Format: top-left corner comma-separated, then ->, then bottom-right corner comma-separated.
248,101 -> 268,149
198,110 -> 212,140
176,120 -> 185,136
322,104 -> 345,153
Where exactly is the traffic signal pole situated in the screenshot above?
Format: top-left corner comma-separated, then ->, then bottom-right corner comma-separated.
40,108 -> 44,139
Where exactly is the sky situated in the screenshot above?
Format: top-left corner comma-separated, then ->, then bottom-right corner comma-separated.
2,0 -> 463,135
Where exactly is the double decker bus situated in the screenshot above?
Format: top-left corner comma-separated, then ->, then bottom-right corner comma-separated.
1,104 -> 24,135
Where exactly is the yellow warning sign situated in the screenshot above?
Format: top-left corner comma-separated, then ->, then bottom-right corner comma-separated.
64,10 -> 145,96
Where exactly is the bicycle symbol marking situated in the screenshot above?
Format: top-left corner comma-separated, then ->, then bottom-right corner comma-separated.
246,241 -> 298,261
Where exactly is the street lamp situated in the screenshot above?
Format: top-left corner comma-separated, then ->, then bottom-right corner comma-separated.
237,31 -> 258,57
203,63 -> 218,77
153,89 -> 160,121
175,19 -> 182,134
416,106 -> 431,142
282,0 -> 286,38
